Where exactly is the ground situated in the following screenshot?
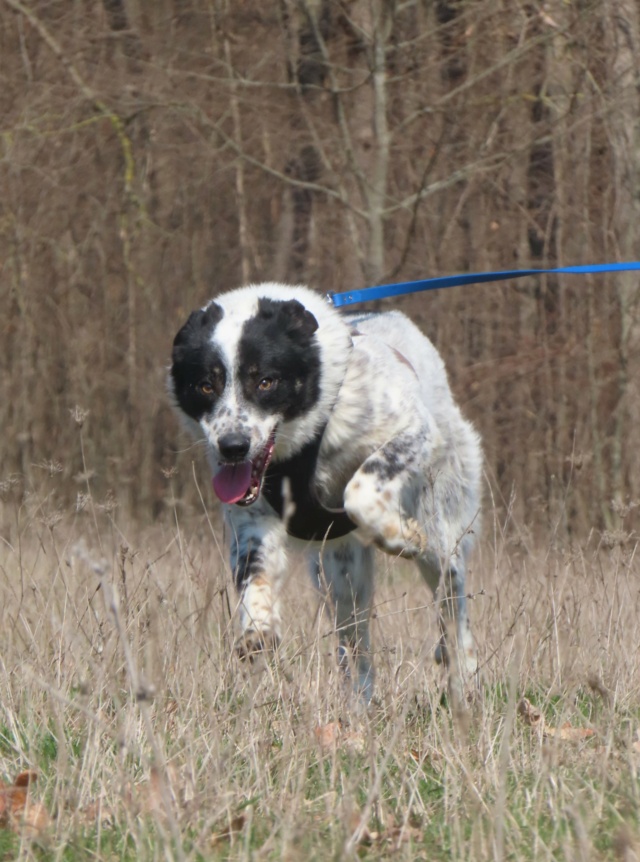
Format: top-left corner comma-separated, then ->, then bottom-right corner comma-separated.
0,492 -> 638,861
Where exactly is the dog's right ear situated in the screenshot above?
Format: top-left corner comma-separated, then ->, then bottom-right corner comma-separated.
255,298 -> 318,341
173,303 -> 223,354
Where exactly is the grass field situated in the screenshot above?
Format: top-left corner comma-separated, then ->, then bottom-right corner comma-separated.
0,479 -> 639,861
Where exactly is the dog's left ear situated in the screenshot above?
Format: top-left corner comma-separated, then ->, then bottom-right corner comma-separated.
278,299 -> 319,339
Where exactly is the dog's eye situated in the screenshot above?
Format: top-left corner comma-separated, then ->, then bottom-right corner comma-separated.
258,377 -> 277,392
199,382 -> 214,396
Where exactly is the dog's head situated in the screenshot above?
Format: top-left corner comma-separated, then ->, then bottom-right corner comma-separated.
170,284 -> 350,507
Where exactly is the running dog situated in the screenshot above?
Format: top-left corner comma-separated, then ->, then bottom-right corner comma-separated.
170,283 -> 482,700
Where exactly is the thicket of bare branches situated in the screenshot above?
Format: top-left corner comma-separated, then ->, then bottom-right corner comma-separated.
1,0 -> 639,537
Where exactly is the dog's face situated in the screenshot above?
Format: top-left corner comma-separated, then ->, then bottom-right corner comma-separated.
171,292 -> 324,507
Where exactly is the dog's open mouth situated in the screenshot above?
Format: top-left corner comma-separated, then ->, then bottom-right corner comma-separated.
212,431 -> 276,506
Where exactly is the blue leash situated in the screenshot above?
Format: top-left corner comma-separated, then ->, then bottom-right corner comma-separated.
328,262 -> 640,308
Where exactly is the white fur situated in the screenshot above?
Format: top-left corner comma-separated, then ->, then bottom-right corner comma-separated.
172,283 -> 483,701
206,284 -> 352,462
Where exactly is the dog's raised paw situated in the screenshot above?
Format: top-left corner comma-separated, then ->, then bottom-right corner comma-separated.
402,517 -> 429,554
235,628 -> 280,662
377,515 -> 429,558
344,491 -> 429,557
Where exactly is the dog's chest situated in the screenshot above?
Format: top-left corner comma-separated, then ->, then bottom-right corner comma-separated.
261,435 -> 356,541
258,327 -> 415,541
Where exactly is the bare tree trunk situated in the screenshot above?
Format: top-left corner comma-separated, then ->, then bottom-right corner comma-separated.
605,0 -> 640,513
225,37 -> 251,285
367,1 -> 392,284
102,0 -> 143,71
346,0 -> 394,284
275,0 -> 327,282
527,25 -> 559,528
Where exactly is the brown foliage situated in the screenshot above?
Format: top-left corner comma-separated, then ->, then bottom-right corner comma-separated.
0,770 -> 50,836
1,0 -> 639,535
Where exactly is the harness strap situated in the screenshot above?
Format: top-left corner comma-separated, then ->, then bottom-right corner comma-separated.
262,431 -> 356,542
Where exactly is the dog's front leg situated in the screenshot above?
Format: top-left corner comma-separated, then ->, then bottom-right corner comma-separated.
227,508 -> 288,659
343,431 -> 430,558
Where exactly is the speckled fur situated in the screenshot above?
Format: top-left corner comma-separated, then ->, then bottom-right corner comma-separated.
170,284 -> 483,701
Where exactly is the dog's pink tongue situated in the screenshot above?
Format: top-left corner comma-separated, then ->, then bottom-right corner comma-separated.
213,462 -> 253,504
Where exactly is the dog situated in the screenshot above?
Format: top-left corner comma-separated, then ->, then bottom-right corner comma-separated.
170,283 -> 482,701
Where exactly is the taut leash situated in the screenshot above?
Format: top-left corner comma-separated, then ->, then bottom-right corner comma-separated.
327,262 -> 640,308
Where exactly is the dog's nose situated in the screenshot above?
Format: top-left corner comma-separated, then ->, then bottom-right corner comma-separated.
218,433 -> 251,462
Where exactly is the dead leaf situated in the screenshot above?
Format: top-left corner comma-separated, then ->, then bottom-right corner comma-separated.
146,765 -> 178,814
78,797 -> 116,828
134,764 -> 181,817
383,823 -> 423,849
543,722 -> 596,742
314,721 -> 342,749
518,699 -> 595,742
518,698 -> 544,729
0,770 -> 50,836
347,810 -> 421,850
19,799 -> 50,836
14,771 -> 38,789
314,721 -> 365,753
409,748 -> 424,764
80,764 -> 189,827
408,747 -> 441,768
347,809 -> 374,845
211,813 -> 246,847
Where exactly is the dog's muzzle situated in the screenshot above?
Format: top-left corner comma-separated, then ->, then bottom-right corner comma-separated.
218,433 -> 251,462
212,430 -> 277,506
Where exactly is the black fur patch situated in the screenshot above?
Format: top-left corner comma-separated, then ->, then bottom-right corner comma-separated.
233,544 -> 264,589
361,433 -> 417,481
237,298 -> 321,420
262,432 -> 356,541
171,303 -> 226,420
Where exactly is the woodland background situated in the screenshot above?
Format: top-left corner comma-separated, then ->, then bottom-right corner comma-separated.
1,0 -> 639,539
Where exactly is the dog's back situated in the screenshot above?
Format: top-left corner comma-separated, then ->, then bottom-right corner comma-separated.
316,309 -> 482,537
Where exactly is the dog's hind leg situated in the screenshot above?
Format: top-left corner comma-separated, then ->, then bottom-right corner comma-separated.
309,537 -> 375,702
417,551 -> 478,692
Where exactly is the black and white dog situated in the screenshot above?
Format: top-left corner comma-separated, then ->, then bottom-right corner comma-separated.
170,283 -> 482,700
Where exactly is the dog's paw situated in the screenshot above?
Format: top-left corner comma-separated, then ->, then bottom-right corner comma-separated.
373,515 -> 429,558
344,478 -> 429,557
435,636 -> 478,675
399,517 -> 429,555
337,645 -> 374,705
235,628 -> 280,662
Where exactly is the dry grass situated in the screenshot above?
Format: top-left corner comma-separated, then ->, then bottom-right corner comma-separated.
0,475 -> 639,860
